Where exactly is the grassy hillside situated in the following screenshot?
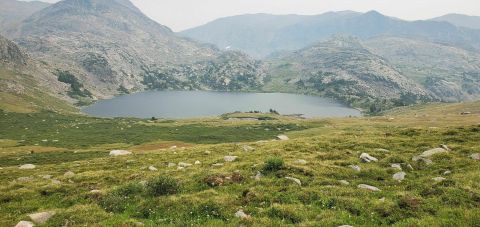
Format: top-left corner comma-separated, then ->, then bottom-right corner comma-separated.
0,67 -> 76,113
0,101 -> 479,226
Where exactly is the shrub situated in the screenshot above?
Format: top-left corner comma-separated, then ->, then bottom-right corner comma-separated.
262,156 -> 285,173
146,176 -> 179,196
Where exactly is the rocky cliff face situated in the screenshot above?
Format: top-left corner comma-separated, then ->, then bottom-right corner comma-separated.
0,34 -> 26,65
265,36 -> 435,111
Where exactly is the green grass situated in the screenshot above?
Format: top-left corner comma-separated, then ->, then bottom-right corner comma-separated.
0,102 -> 479,226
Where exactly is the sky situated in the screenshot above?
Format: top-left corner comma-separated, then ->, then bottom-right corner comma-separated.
23,0 -> 480,31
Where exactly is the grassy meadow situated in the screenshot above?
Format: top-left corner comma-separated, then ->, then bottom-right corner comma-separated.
0,101 -> 479,226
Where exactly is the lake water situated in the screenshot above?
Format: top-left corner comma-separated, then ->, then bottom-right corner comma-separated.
82,91 -> 361,118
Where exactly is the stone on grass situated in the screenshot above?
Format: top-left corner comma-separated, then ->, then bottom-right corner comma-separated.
432,177 -> 446,182
42,175 -> 52,179
339,180 -> 350,185
391,164 -> 402,170
148,166 -> 158,171
470,153 -> 480,160
254,171 -> 263,181
285,177 -> 302,186
15,221 -> 34,227
195,160 -> 201,165
109,150 -> 131,156
338,225 -> 353,227
212,163 -> 224,167
28,211 -> 55,224
64,171 -> 75,178
295,159 -> 308,165
420,148 -> 448,158
178,162 -> 192,167
349,165 -> 361,172
276,135 -> 289,141
375,148 -> 390,152
19,164 -> 36,170
224,156 -> 238,162
242,145 -> 255,152
443,171 -> 452,175
17,177 -> 33,182
360,153 -> 378,163
358,184 -> 381,191
393,172 -> 406,182
177,166 -> 185,171
235,209 -> 251,219
167,163 -> 176,167
51,179 -> 61,184
412,156 -> 433,165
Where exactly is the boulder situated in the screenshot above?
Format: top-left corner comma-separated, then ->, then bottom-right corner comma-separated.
393,172 -> 406,182
391,164 -> 402,170
358,184 -> 381,191
470,153 -> 480,160
285,177 -> 301,186
412,156 -> 433,165
349,165 -> 361,172
64,171 -> 75,178
360,153 -> 378,163
194,160 -> 201,165
339,180 -> 350,185
242,145 -> 255,152
148,166 -> 158,171
295,159 -> 308,165
224,156 -> 238,162
235,209 -> 251,219
420,148 -> 448,158
28,211 -> 55,224
432,177 -> 446,182
19,164 -> 36,170
276,135 -> 289,141
178,162 -> 192,167
109,150 -> 131,156
15,221 -> 34,227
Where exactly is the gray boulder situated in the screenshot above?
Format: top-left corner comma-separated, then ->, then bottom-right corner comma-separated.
28,211 -> 55,224
360,153 -> 378,163
109,150 -> 131,156
358,184 -> 381,191
393,172 -> 406,182
19,164 -> 36,170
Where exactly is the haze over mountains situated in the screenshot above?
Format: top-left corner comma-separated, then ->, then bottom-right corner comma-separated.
0,0 -> 480,113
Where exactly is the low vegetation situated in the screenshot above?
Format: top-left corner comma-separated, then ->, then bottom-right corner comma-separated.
0,101 -> 479,226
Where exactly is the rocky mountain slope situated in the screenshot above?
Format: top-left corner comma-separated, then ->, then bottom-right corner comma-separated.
0,34 -> 26,66
7,0 -> 264,101
364,37 -> 480,102
181,11 -> 480,58
431,14 -> 480,30
265,37 -> 434,112
0,0 -> 50,33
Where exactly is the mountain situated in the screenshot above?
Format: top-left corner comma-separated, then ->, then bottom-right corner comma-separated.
0,0 -> 50,33
431,14 -> 480,30
8,0 -> 263,102
264,36 -> 434,112
364,37 -> 480,102
181,11 -> 480,58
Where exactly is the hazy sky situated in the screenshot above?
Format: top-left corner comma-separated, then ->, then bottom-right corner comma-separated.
24,0 -> 480,31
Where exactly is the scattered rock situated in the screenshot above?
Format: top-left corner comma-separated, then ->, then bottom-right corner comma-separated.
285,177 -> 302,186
28,211 -> 55,224
412,156 -> 433,165
42,175 -> 52,179
375,148 -> 390,152
204,150 -> 211,155
177,166 -> 185,171
169,146 -> 177,150
148,166 -> 158,171
358,184 -> 381,191
109,150 -> 131,156
224,156 -> 238,162
379,197 -> 386,202
406,164 -> 414,170
64,171 -> 75,178
194,160 -> 201,165
432,177 -> 446,182
17,177 -> 33,182
242,145 -> 255,152
212,163 -> 224,167
470,153 -> 480,160
276,135 -> 289,141
339,180 -> 350,185
420,148 -> 448,158
178,162 -> 192,167
338,225 -> 354,227
349,165 -> 361,172
360,153 -> 378,163
393,172 -> 406,182
295,159 -> 308,165
254,171 -> 263,181
89,189 -> 102,194
235,209 -> 251,219
19,164 -> 36,170
391,164 -> 402,170
167,163 -> 176,167
443,170 -> 452,175
15,221 -> 34,227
